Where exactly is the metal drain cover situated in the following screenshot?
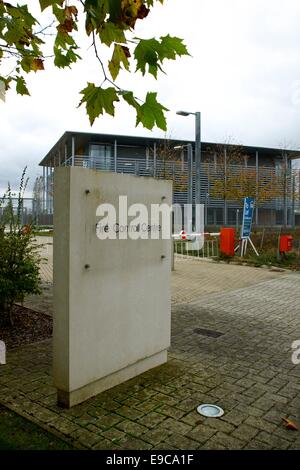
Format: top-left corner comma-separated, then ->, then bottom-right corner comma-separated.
194,328 -> 223,338
197,404 -> 224,418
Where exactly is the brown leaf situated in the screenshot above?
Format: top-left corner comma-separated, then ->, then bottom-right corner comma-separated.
282,417 -> 299,431
137,4 -> 149,20
120,0 -> 149,28
57,18 -> 75,34
31,58 -> 44,72
121,45 -> 131,58
65,5 -> 78,20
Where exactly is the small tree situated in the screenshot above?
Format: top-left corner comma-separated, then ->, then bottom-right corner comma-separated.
206,140 -> 286,224
205,140 -> 249,224
0,169 -> 41,326
153,137 -> 188,194
271,143 -> 300,227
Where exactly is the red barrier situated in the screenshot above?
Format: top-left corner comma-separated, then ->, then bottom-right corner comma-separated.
279,235 -> 293,254
220,228 -> 235,257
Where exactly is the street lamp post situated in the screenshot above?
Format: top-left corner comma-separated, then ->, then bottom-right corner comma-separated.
176,110 -> 201,206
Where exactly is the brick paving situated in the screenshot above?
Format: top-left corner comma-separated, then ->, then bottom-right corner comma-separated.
26,240 -> 283,314
1,255 -> 300,450
171,256 -> 284,304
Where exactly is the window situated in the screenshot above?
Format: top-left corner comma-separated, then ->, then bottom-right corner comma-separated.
89,144 -> 112,170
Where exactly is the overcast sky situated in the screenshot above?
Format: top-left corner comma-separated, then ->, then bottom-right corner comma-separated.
1,0 -> 300,195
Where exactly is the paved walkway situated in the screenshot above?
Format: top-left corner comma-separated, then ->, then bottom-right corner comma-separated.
27,246 -> 284,314
171,256 -> 283,304
1,258 -> 300,450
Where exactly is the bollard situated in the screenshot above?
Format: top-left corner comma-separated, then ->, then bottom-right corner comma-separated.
220,228 -> 235,257
279,235 -> 293,254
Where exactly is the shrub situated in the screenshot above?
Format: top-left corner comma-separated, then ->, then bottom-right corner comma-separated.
0,169 -> 41,326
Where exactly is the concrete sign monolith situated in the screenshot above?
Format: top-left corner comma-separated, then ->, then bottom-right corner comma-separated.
53,167 -> 172,407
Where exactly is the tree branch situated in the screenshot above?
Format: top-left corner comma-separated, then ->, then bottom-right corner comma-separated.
92,31 -> 121,90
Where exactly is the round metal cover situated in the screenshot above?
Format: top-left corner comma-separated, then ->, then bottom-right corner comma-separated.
197,404 -> 224,418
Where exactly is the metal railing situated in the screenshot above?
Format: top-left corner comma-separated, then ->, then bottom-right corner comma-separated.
61,155 -> 300,210
36,154 -> 300,226
174,239 -> 219,259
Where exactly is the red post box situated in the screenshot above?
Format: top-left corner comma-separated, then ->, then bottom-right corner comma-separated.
220,228 -> 235,257
279,235 -> 293,254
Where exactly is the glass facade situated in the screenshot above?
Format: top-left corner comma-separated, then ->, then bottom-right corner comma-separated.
89,144 -> 112,170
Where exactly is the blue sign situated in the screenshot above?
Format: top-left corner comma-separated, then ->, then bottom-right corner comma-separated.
241,197 -> 255,239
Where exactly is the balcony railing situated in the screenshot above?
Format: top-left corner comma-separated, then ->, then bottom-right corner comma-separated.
58,155 -> 300,211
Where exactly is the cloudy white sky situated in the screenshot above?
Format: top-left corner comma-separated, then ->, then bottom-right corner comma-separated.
1,0 -> 300,194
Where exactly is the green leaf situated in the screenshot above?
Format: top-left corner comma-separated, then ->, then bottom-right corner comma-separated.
137,92 -> 168,131
79,84 -> 120,125
121,90 -> 168,130
39,1 -> 63,12
120,90 -> 140,111
8,4 -> 37,27
134,35 -> 189,78
120,90 -> 142,121
53,49 -> 70,67
54,46 -> 80,68
55,31 -> 76,50
145,0 -> 165,6
15,76 -> 30,96
108,0 -> 121,22
159,35 -> 190,60
108,44 -> 129,80
52,3 -> 66,23
134,38 -> 162,78
99,21 -> 126,46
85,0 -> 110,36
20,56 -> 34,73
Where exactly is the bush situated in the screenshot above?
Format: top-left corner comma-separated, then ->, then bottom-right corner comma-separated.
0,169 -> 41,326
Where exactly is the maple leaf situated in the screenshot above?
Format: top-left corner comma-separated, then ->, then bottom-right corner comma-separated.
137,4 -> 150,19
159,35 -> 190,60
118,0 -> 150,28
134,38 -> 162,78
109,43 -> 130,80
79,84 -> 120,125
2,0 -> 187,132
39,1 -> 64,11
15,76 -> 30,95
121,45 -> 131,58
99,22 -> 126,46
65,5 -> 78,20
134,35 -> 189,78
57,19 -> 75,34
31,58 -> 44,72
121,89 -> 168,131
136,92 -> 168,131
120,89 -> 141,115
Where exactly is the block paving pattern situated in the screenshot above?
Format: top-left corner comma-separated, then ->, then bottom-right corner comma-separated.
1,258 -> 300,450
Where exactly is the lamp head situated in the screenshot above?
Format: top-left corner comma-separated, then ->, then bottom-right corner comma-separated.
174,145 -> 184,150
176,110 -> 190,117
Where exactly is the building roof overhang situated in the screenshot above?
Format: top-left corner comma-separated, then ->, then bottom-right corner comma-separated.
39,130 -> 300,166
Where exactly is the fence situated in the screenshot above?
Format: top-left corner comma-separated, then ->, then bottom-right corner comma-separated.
174,239 -> 219,259
0,198 -> 52,226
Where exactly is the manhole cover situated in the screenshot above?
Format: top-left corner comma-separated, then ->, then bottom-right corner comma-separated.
193,328 -> 223,338
197,404 -> 224,418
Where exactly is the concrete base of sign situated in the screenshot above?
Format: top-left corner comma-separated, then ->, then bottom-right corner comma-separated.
57,350 -> 167,408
